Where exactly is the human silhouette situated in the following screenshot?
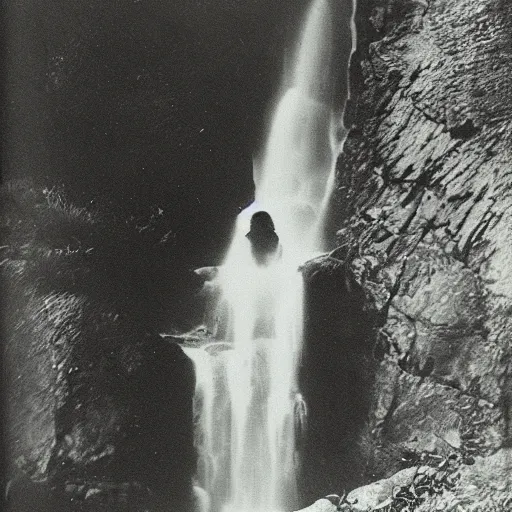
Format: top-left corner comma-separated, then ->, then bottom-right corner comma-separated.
245,211 -> 281,266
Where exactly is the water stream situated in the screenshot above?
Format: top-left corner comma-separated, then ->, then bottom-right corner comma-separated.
182,1 -> 356,510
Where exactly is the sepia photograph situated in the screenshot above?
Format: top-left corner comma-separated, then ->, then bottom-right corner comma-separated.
2,1 -> 512,511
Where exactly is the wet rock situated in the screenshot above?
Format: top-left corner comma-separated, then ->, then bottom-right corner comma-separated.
330,0 -> 512,487
293,498 -> 337,512
416,449 -> 512,511
3,285 -> 196,511
299,255 -> 378,498
346,467 -> 422,511
5,476 -> 57,512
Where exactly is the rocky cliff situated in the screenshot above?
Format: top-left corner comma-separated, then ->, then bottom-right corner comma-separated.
2,185 -> 197,512
317,0 -> 512,504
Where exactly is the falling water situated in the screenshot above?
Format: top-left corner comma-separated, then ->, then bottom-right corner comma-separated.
183,1 -> 356,511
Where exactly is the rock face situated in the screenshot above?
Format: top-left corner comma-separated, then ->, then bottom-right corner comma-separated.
345,466 -> 421,511
417,448 -> 512,511
3,274 -> 196,512
294,498 -> 338,512
1,184 -> 198,511
339,449 -> 512,511
314,0 -> 512,496
299,256 -> 378,500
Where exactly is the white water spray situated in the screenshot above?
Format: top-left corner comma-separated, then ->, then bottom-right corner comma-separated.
183,1 -> 356,511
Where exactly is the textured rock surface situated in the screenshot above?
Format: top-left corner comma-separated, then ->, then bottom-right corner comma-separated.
336,452 -> 512,511
345,466 -> 421,511
327,0 -> 512,493
294,498 -> 338,512
417,448 -> 512,511
3,277 -> 196,512
1,184 -> 198,511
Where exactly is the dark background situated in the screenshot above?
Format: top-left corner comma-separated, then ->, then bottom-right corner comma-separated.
2,0 -> 354,334
3,0 -> 318,267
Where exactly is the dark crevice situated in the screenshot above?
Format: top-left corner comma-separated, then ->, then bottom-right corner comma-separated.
448,184 -> 489,238
411,102 -> 443,125
447,191 -> 474,203
449,119 -> 481,140
409,64 -> 422,83
457,210 -> 500,264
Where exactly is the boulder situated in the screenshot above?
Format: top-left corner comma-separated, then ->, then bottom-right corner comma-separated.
346,467 -> 421,511
294,498 -> 338,512
416,449 -> 512,512
3,280 -> 196,512
299,255 -> 378,498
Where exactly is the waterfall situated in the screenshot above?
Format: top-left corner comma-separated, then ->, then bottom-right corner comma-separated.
184,1 -> 356,510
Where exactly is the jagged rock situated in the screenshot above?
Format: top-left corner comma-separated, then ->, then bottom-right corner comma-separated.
416,449 -> 512,511
345,467 -> 422,511
3,282 -> 196,512
331,0 -> 512,484
293,498 -> 338,512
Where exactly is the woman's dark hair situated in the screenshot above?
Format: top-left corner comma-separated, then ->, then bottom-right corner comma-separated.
248,211 -> 275,233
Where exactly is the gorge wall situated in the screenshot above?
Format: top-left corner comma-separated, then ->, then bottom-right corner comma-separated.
315,0 -> 512,503
1,186 -> 198,512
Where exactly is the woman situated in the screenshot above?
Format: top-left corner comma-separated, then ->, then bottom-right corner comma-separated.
245,211 -> 282,266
